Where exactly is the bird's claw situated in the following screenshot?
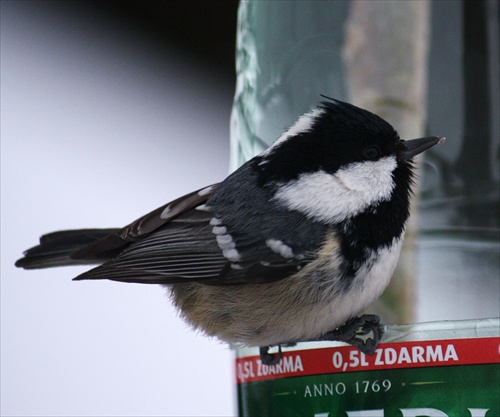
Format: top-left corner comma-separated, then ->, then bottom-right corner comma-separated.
318,314 -> 383,355
259,345 -> 282,365
259,315 -> 382,365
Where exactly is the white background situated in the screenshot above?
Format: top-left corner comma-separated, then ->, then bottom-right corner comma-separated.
1,2 -> 235,416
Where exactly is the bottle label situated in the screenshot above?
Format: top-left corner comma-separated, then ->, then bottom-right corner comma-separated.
235,321 -> 499,416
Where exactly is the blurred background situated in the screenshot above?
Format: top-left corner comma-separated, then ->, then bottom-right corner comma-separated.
2,1 -> 499,416
2,1 -> 237,416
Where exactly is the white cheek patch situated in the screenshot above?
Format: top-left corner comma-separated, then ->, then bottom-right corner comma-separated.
335,157 -> 397,194
260,109 -> 324,159
274,156 -> 397,222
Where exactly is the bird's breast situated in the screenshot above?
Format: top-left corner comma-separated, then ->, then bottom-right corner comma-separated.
168,233 -> 404,347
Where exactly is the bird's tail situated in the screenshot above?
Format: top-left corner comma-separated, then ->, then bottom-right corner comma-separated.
15,228 -> 121,269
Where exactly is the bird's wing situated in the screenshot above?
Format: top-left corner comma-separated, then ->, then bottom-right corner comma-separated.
73,180 -> 326,285
73,206 -> 321,285
71,184 -> 219,261
74,208 -> 228,283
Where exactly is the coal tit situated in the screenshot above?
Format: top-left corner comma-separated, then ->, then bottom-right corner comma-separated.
16,98 -> 444,365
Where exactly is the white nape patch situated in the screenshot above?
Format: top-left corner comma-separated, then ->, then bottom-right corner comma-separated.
260,108 -> 324,159
266,238 -> 294,259
198,185 -> 214,196
274,156 -> 397,222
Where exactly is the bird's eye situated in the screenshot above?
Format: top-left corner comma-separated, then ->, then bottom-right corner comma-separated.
363,145 -> 381,160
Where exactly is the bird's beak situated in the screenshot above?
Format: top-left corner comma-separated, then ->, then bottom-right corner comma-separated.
396,136 -> 445,161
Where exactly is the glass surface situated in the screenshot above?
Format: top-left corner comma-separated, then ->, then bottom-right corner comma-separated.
230,0 -> 499,322
417,0 -> 499,320
230,0 -> 349,170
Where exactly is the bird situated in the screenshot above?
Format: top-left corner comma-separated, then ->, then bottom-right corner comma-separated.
16,97 -> 444,365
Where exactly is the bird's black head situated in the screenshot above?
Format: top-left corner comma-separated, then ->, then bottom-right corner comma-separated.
257,98 -> 402,184
254,98 -> 442,223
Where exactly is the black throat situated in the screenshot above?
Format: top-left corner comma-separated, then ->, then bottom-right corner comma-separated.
337,162 -> 414,277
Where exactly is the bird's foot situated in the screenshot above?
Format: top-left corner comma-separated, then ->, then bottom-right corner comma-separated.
258,315 -> 382,364
259,345 -> 282,366
316,314 -> 383,355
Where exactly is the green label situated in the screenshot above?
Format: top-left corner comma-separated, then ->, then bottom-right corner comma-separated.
238,364 -> 499,417
236,336 -> 499,416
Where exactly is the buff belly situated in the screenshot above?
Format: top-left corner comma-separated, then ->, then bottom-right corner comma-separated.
168,238 -> 402,347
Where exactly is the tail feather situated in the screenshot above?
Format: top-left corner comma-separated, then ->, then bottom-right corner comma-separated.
15,228 -> 121,269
